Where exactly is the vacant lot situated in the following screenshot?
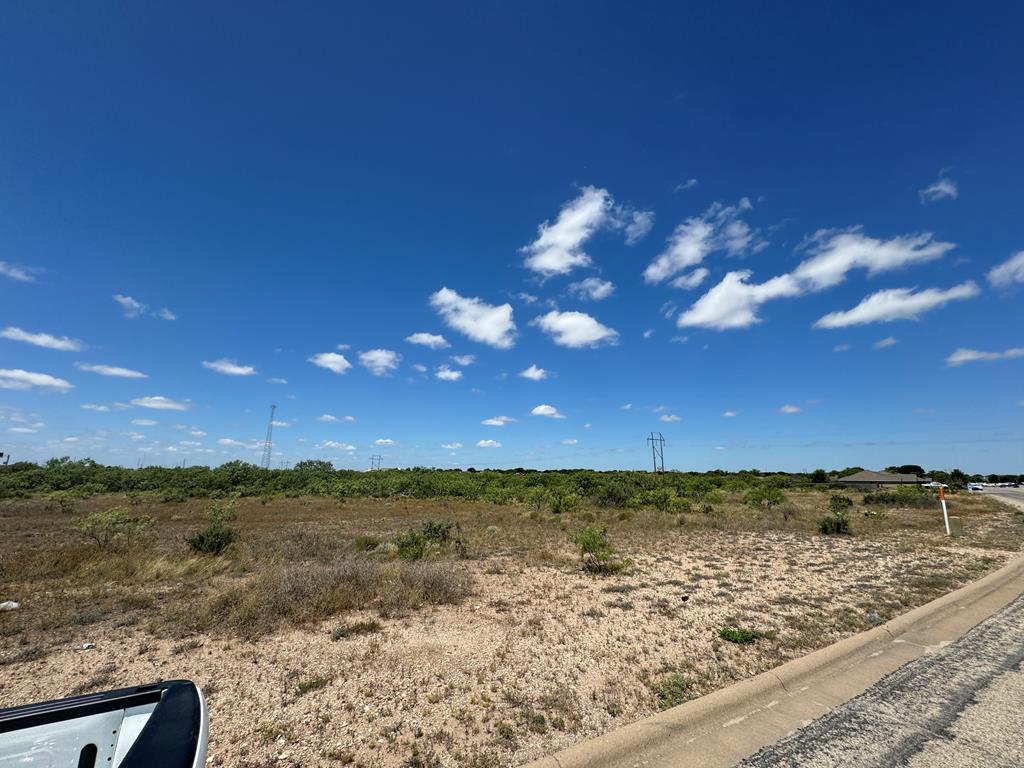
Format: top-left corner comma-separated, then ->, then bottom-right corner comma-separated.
1,490 -> 1021,767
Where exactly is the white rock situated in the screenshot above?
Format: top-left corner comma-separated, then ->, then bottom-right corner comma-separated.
0,601 -> 19,611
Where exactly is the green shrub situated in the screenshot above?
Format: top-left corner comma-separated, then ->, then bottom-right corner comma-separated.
353,535 -> 381,552
394,531 -> 429,561
74,507 -> 154,550
571,525 -> 630,575
719,626 -> 764,644
593,482 -> 632,508
818,514 -> 851,535
160,487 -> 189,503
863,488 -> 934,509
648,674 -> 693,709
628,488 -> 679,512
744,485 -> 785,509
548,490 -> 582,515
48,490 -> 76,514
186,501 -> 239,554
394,520 -> 467,561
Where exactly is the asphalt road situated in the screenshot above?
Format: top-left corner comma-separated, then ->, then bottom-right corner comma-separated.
983,486 -> 1024,513
739,490 -> 1024,768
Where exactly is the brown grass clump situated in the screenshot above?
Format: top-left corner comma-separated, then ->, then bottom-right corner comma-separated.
169,558 -> 472,637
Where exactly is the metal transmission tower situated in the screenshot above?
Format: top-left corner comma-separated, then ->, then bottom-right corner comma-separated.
647,432 -> 665,473
369,455 -> 383,471
261,404 -> 277,470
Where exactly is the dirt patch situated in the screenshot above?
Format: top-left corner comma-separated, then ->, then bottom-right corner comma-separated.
1,492 -> 1021,767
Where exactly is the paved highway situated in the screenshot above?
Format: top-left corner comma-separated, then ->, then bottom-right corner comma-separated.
739,488 -> 1024,768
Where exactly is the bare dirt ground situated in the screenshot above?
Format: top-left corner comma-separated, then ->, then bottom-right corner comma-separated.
2,491 -> 1022,767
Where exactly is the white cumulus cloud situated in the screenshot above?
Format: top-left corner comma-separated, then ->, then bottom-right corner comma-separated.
317,440 -> 355,451
217,438 -> 243,446
406,332 -> 450,349
522,186 -> 614,276
814,281 -> 980,328
76,363 -> 148,378
375,438 -> 396,446
532,310 -> 619,348
359,349 -> 401,376
722,410 -> 738,417
481,415 -> 515,426
988,251 -> 1024,288
1,327 -> 82,351
81,403 -> 111,412
568,277 -> 615,301
561,438 -> 578,445
531,404 -> 566,419
430,287 -> 516,349
441,442 -> 463,450
778,404 -> 801,414
659,414 -> 681,422
202,358 -> 257,376
518,364 -> 548,381
945,347 -> 1024,366
308,352 -> 352,374
476,439 -> 501,448
0,369 -> 73,391
131,396 -> 189,411
451,354 -> 475,366
670,268 -> 710,291
131,419 -> 157,426
435,365 -> 462,381
874,336 -> 899,349
677,272 -> 801,330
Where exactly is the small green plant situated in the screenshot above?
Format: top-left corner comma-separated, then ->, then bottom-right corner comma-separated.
571,525 -> 630,575
294,675 -> 331,696
331,619 -> 382,640
73,507 -> 154,550
48,490 -> 76,514
186,501 -> 239,554
719,626 -> 764,644
394,520 -> 467,561
353,534 -> 381,552
648,674 -> 692,709
548,490 -> 582,515
818,494 -> 853,535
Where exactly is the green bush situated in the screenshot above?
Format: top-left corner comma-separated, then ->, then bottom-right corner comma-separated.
719,626 -> 764,644
628,488 -> 679,512
186,501 -> 239,554
74,507 -> 154,550
593,482 -> 632,508
353,535 -> 381,552
571,525 -> 630,575
862,488 -> 934,509
828,494 -> 853,514
648,674 -> 693,710
743,485 -> 785,509
548,490 -> 582,515
394,520 -> 467,561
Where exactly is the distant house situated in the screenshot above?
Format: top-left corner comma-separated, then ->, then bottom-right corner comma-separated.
837,470 -> 930,491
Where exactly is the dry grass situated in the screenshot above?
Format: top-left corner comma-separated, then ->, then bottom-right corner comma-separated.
1,490 -> 1021,767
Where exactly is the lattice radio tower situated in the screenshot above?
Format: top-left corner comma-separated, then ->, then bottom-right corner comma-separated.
261,404 -> 277,470
647,431 -> 665,473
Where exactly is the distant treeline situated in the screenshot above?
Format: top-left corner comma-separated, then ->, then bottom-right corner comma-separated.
0,458 -> 1015,505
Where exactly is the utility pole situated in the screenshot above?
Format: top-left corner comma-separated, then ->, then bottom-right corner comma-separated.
369,455 -> 383,471
646,432 -> 665,473
261,404 -> 277,470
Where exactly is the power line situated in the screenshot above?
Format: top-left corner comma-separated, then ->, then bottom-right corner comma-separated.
261,404 -> 276,470
369,455 -> 383,471
647,431 -> 665,473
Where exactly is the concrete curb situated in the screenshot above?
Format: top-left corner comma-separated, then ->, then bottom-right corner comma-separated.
524,551 -> 1024,768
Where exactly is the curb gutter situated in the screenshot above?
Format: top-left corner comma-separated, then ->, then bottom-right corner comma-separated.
524,551 -> 1024,768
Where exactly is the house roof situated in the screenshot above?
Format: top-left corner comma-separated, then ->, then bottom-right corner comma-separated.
838,470 -> 928,483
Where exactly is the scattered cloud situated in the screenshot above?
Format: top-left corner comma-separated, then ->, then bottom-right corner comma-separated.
202,358 -> 257,376
561,438 -> 578,445
988,251 -> 1024,288
375,438 -> 396,446
451,354 -> 475,366
625,210 -> 655,245
441,442 -> 463,450
217,438 -> 243,446
0,369 -> 73,391
131,419 -> 157,426
518,364 -> 548,381
532,310 -> 619,348
435,365 -> 463,381
659,414 -> 681,422
677,271 -> 801,330
644,199 -> 764,284
814,281 -> 980,328
531,404 -> 566,419
189,429 -> 207,437
359,349 -> 402,376
568,277 -> 615,301
722,410 -> 738,417
919,172 -> 958,204
874,336 -> 899,349
620,403 -> 632,411
412,363 -> 428,373
1,327 -> 82,351
405,332 -> 450,349
674,178 -> 699,192
76,362 -> 148,378
642,328 -> 655,339
481,415 -> 515,426
670,268 -> 710,291
81,403 -> 111,412
131,396 -> 189,411
113,294 -> 176,320
0,261 -> 39,282
430,287 -> 516,349
308,352 -> 352,374
317,440 -> 356,451
317,414 -> 354,423
833,344 -> 853,353
945,347 -> 1024,366
778,404 -> 802,414
522,186 -> 613,276
266,377 -> 288,384
476,439 -> 501,448
8,426 -> 38,433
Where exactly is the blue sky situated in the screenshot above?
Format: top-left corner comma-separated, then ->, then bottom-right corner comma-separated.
1,2 -> 1022,473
